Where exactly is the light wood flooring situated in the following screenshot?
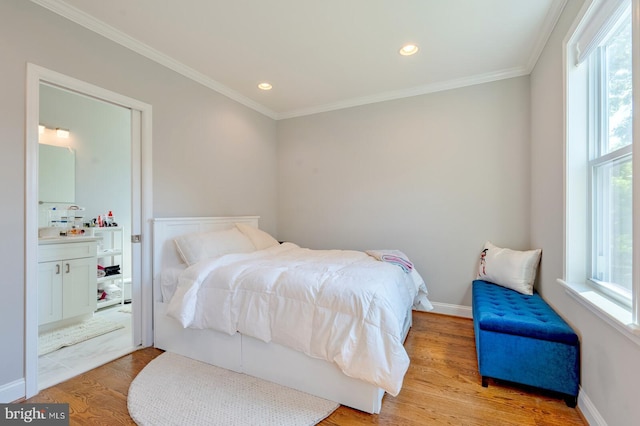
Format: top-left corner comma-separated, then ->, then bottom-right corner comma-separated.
25,312 -> 586,425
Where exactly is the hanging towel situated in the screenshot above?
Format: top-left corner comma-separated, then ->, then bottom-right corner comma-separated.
366,249 -> 414,273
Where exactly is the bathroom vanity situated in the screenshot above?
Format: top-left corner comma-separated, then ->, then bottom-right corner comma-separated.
38,237 -> 98,329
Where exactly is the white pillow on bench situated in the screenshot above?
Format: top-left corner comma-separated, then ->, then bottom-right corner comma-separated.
477,241 -> 541,295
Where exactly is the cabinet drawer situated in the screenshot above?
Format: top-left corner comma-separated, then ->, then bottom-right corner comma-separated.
39,241 -> 97,262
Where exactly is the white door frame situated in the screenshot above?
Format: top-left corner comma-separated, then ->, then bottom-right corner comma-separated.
25,63 -> 153,398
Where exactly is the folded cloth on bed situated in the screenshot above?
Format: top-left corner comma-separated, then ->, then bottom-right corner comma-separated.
365,250 -> 413,273
166,242 -> 431,396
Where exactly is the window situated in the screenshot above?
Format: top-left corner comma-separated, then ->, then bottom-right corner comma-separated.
564,0 -> 639,333
588,12 -> 633,305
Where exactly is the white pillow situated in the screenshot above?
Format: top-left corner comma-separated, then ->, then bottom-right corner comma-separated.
477,241 -> 542,295
174,227 -> 255,266
235,223 -> 279,250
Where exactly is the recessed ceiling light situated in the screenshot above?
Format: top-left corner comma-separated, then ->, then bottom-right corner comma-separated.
399,44 -> 419,56
258,82 -> 273,91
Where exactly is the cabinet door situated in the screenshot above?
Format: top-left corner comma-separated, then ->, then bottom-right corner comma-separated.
38,261 -> 63,326
62,256 -> 97,319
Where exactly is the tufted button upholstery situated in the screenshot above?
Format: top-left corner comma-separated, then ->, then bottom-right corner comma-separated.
472,280 -> 578,345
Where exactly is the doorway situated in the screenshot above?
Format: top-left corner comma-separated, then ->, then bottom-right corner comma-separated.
25,64 -> 153,398
38,83 -> 133,389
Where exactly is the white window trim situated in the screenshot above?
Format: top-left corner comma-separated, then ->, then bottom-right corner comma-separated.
558,279 -> 640,345
562,0 -> 640,344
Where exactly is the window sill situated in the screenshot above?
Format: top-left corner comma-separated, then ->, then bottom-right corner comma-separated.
557,279 -> 640,346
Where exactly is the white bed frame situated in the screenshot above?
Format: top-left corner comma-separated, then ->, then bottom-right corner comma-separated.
152,216 -> 412,414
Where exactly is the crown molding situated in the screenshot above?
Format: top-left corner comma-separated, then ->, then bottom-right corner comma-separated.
525,0 -> 568,72
29,0 -> 279,120
276,67 -> 529,120
31,0 -> 562,122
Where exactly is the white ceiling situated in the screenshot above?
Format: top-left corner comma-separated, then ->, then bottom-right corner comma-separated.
32,0 -> 567,120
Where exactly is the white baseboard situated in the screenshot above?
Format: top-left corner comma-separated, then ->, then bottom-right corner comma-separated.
430,302 -> 473,318
0,379 -> 25,403
578,387 -> 606,426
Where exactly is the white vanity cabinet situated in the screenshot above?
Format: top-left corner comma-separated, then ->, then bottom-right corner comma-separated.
38,239 -> 98,327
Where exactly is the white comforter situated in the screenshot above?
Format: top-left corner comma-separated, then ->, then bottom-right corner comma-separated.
166,242 -> 430,396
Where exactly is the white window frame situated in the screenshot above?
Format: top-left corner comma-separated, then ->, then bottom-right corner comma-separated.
587,38 -> 634,305
561,0 -> 640,343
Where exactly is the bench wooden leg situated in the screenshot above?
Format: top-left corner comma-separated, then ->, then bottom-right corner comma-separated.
481,376 -> 488,387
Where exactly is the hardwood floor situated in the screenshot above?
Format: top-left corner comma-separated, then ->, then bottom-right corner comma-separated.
321,313 -> 586,426
26,312 -> 586,425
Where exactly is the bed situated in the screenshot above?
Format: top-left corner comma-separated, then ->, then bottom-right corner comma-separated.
152,216 -> 432,413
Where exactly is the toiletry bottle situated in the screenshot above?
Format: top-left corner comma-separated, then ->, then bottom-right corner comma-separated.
49,207 -> 56,227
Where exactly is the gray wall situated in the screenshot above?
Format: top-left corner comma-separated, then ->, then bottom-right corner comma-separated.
531,0 -> 640,425
0,0 -> 277,396
277,77 -> 532,307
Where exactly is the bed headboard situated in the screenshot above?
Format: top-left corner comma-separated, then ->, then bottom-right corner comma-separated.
152,216 -> 259,300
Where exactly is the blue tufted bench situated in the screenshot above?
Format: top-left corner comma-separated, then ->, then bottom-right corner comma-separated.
472,279 -> 579,407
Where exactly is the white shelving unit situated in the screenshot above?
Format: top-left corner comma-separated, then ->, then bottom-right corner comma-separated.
94,227 -> 125,310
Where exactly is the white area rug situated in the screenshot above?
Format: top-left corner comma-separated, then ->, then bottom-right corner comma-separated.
119,304 -> 132,313
38,317 -> 124,356
128,352 -> 339,426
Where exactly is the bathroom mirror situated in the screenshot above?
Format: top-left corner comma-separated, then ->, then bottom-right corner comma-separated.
38,143 -> 75,203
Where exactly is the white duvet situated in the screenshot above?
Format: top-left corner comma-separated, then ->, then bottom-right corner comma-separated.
166,242 -> 430,396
